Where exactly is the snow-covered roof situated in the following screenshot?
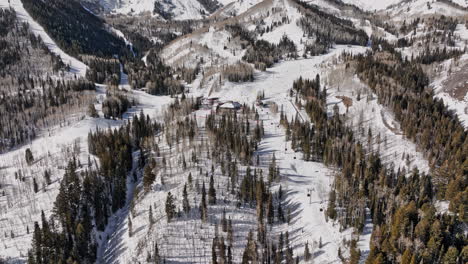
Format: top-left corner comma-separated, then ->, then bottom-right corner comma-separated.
219,101 -> 241,109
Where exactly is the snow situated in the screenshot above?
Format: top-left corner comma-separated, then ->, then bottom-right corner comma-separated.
304,0 -> 341,13
98,0 -> 209,20
0,0 -> 88,77
111,28 -> 136,57
161,25 -> 246,70
340,0 -> 402,11
214,0 -> 263,18
435,200 -> 450,214
387,0 -> 468,21
259,0 -> 306,52
335,85 -> 431,174
451,0 -> 468,7
259,111 -> 349,263
430,54 -> 468,128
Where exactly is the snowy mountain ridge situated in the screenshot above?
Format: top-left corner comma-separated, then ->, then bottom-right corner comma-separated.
81,0 -> 220,19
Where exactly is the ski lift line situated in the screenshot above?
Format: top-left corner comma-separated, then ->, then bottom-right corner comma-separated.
289,99 -> 305,122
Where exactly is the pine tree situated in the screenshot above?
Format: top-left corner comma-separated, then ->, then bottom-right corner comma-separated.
165,192 -> 176,222
218,237 -> 227,264
44,170 -> 51,185
326,190 -> 337,220
33,178 -> 39,193
227,219 -> 233,246
349,240 -> 360,264
256,178 -> 264,221
200,182 -> 208,222
25,148 -> 34,165
182,154 -> 187,170
31,222 -> 42,263
88,103 -> 98,118
442,246 -> 458,264
154,242 -> 160,264
149,205 -> 155,226
143,163 -> 156,190
278,202 -> 285,223
242,230 -> 258,264
221,209 -> 228,232
188,172 -> 193,187
227,245 -> 233,264
128,217 -> 133,237
212,238 -> 218,264
182,184 -> 190,214
209,174 -> 217,205
304,241 -> 311,261
267,192 -> 274,225
401,248 -> 412,264
278,233 -> 284,263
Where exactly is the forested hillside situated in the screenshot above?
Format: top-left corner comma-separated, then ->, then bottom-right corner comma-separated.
0,8 -> 95,152
21,0 -> 129,58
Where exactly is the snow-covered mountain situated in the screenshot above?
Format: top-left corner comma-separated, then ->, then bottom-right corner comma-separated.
341,0 -> 468,11
340,0 -> 402,11
81,0 -> 222,19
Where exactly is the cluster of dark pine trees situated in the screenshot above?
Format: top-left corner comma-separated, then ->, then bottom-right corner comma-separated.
224,24 -> 297,70
123,49 -> 184,95
282,75 -> 344,163
256,15 -> 292,36
223,62 -> 255,82
205,109 -> 263,164
84,57 -> 121,85
197,0 -> 221,14
102,92 -> 133,119
400,15 -> 461,48
414,46 -> 465,64
294,0 -> 368,46
28,113 -> 160,264
21,0 -> 129,58
0,74 -> 95,151
28,161 -> 98,264
242,39 -> 281,70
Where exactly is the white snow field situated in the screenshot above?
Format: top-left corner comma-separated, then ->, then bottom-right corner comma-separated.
430,53 -> 468,128
87,0 -> 211,19
386,0 -> 468,21
343,0 -> 468,12
0,0 -> 88,77
340,0 -> 402,11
